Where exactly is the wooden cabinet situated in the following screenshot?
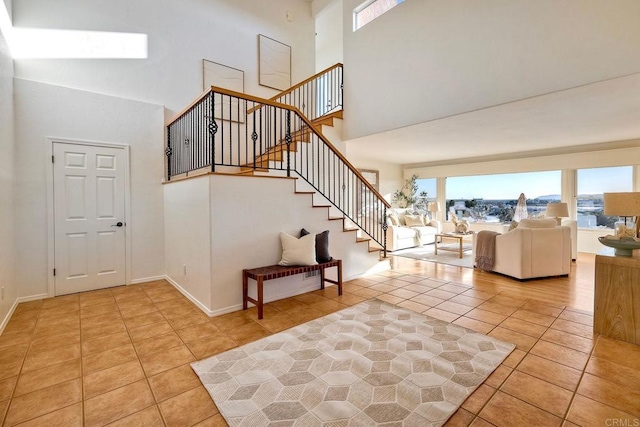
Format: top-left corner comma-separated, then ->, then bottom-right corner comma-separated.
594,251 -> 640,345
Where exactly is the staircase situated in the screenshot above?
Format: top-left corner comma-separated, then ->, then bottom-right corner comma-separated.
165,64 -> 390,257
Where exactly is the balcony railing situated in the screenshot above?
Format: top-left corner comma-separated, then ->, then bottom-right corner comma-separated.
166,84 -> 390,254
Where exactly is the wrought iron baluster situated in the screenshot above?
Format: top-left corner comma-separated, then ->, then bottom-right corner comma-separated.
209,92 -> 217,172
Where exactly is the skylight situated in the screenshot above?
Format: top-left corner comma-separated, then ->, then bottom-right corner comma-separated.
353,0 -> 405,31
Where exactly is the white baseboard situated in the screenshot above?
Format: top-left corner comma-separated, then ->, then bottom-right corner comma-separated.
163,275 -> 215,317
131,275 -> 166,285
0,293 -> 49,335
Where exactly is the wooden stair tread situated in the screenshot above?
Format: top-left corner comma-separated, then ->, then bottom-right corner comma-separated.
356,237 -> 371,243
295,191 -> 315,195
328,217 -> 343,221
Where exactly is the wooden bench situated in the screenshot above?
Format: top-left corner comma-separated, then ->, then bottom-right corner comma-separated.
242,259 -> 342,319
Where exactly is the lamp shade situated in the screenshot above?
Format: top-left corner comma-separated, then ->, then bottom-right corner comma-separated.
427,202 -> 440,212
603,192 -> 640,216
546,202 -> 569,218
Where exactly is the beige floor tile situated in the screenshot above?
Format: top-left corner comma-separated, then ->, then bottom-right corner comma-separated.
550,318 -> 594,339
469,417 -> 495,427
453,317 -> 494,334
521,300 -> 563,317
461,384 -> 496,414
0,376 -> 16,401
186,335 -> 238,360
487,295 -> 528,309
0,331 -> 32,350
592,336 -> 640,371
14,358 -> 81,397
530,340 -> 589,370
483,365 -> 513,389
566,395 -> 639,427
498,317 -> 547,338
460,289 -> 496,301
192,413 -> 228,426
226,322 -> 271,346
107,405 -> 165,426
167,312 -> 211,330
448,294 -> 485,308
585,356 -> 640,391
488,327 -> 537,352
410,294 -> 444,307
465,309 -> 508,326
148,363 -> 202,403
540,328 -> 595,354
500,370 -> 573,417
175,322 -> 221,343
82,331 -> 132,356
79,301 -> 118,318
425,288 -> 458,300
509,309 -> 556,327
424,307 -> 460,322
328,293 -> 366,306
84,379 -> 155,427
123,311 -> 166,329
30,329 -> 81,352
134,332 -> 184,356
159,386 -> 218,427
128,320 -> 174,343
4,379 -> 82,426
444,408 -> 475,427
479,391 -> 562,426
516,354 -> 582,391
82,344 -> 138,375
558,310 -> 593,326
435,301 -> 473,316
501,348 -> 527,369
387,288 -> 421,300
476,301 -> 517,316
139,344 -> 196,376
11,402 -> 83,427
396,300 -> 430,314
308,299 -> 347,314
375,294 -> 405,305
81,311 -> 123,330
83,360 -> 145,399
81,320 -> 127,341
32,319 -> 80,340
22,344 -> 80,374
576,373 -> 640,417
119,302 -> 159,320
255,313 -> 299,333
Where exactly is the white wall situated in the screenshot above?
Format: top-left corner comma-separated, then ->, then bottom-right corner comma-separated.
12,0 -> 316,118
315,0 -> 343,72
13,79 -> 165,298
0,4 -> 16,329
342,0 -> 640,140
163,177 -> 212,312
164,174 -> 382,315
346,152 -> 403,205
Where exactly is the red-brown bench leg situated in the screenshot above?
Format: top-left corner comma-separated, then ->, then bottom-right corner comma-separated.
242,270 -> 248,310
257,276 -> 264,319
337,260 -> 343,296
320,267 -> 326,290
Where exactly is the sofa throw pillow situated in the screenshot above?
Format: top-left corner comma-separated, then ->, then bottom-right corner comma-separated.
389,214 -> 400,226
508,220 -> 519,231
404,214 -> 425,227
518,218 -> 557,229
300,229 -> 333,263
279,232 -> 317,266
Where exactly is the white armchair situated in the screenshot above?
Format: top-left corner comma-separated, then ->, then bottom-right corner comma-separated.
474,219 -> 571,280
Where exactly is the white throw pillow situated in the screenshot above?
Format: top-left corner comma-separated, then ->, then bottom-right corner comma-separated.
404,214 -> 425,227
518,218 -> 557,229
278,232 -> 317,266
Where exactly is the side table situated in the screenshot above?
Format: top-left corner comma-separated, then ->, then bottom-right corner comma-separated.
594,250 -> 640,345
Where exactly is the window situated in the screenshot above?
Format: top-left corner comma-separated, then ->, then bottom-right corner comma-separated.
577,166 -> 633,229
445,171 -> 561,223
354,0 -> 405,31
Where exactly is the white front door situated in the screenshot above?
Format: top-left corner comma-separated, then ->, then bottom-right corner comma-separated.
53,142 -> 126,295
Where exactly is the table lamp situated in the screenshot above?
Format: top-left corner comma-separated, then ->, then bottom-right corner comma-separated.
599,192 -> 640,256
545,202 -> 569,225
427,202 -> 440,221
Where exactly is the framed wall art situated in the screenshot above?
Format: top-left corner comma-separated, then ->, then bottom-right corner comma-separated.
258,34 -> 291,91
202,59 -> 245,123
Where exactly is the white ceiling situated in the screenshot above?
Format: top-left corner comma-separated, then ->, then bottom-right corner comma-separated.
346,72 -> 640,166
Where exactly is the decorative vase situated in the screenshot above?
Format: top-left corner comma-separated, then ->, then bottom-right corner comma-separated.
456,220 -> 469,234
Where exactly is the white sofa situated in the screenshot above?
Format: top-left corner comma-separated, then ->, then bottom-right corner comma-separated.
386,209 -> 442,251
473,218 -> 571,280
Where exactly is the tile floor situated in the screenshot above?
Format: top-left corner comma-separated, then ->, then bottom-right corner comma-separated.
0,266 -> 639,426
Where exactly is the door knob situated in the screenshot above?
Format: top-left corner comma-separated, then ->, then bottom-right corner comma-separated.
111,222 -> 124,227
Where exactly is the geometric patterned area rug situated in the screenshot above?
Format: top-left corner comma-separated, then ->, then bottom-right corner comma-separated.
192,299 -> 514,426
393,244 -> 474,269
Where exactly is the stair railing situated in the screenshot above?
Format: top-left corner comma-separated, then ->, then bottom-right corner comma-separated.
166,85 -> 390,255
247,63 -> 343,122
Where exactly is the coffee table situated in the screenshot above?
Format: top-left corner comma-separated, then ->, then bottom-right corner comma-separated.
435,232 -> 474,258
